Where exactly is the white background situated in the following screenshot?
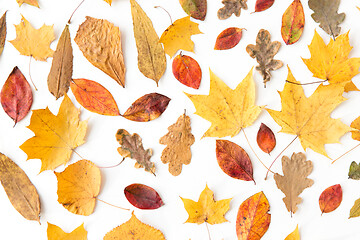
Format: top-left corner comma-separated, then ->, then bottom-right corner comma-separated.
0,0 -> 360,239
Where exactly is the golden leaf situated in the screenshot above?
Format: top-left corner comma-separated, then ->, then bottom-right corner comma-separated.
55,160 -> 101,216
104,212 -> 165,240
159,16 -> 202,57
284,225 -> 300,240
20,95 -> 87,172
16,0 -> 39,7
10,16 -> 54,61
266,67 -> 351,157
185,68 -> 262,138
103,0 -> 112,5
47,223 -> 87,240
180,185 -> 231,225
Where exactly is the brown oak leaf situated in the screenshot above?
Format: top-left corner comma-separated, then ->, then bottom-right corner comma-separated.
218,0 -> 248,20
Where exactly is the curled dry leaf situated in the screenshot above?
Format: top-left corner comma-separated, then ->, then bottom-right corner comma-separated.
348,161 -> 360,180
0,153 -> 40,222
122,93 -> 171,122
116,129 -> 155,174
70,79 -> 120,116
214,27 -> 243,50
0,11 -> 6,56
159,113 -> 195,176
285,225 -> 300,240
75,17 -> 126,87
159,16 -> 202,57
172,53 -> 202,89
216,140 -> 254,183
236,191 -> 271,240
319,184 -> 342,214
254,0 -> 275,13
179,0 -> 207,21
17,0 -> 39,7
281,0 -> 304,45
257,123 -> 276,154
274,152 -> 314,215
180,185 -> 231,225
350,198 -> 360,218
1,67 -> 33,125
104,212 -> 166,240
55,160 -> 101,216
48,24 -> 73,99
47,223 -> 87,240
124,184 -> 164,209
218,0 -> 247,20
130,0 -> 166,85
246,29 -> 282,87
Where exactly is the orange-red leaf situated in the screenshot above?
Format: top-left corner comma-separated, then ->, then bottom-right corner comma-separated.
124,183 -> 164,209
216,140 -> 254,183
255,0 -> 275,13
70,79 -> 120,116
257,123 -> 276,154
319,184 -> 342,214
122,93 -> 171,122
281,0 -> 304,45
236,191 -> 271,240
172,54 -> 202,89
0,67 -> 33,125
214,27 -> 243,50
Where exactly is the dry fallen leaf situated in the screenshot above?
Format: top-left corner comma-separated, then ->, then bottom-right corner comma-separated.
348,161 -> 360,180
48,24 -> 73,99
75,16 -> 125,87
16,0 -> 39,7
179,0 -> 207,21
172,53 -> 202,89
180,184 -> 231,225
254,0 -> 275,13
185,68 -> 262,138
0,12 -> 6,56
159,16 -> 202,57
104,212 -> 166,240
55,160 -> 101,216
257,123 -> 276,154
47,223 -> 87,240
159,113 -> 195,176
218,0 -> 248,20
124,183 -> 164,209
281,0 -> 304,45
214,27 -> 243,50
246,29 -> 283,87
284,225 -> 300,240
349,198 -> 360,218
274,152 -> 314,215
20,95 -> 87,172
266,67 -> 351,157
0,153 -> 40,222
10,16 -> 54,61
116,129 -> 155,175
319,184 -> 342,214
130,0 -> 166,85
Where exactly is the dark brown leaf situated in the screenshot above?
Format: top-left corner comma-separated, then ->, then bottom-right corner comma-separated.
124,183 -> 164,209
218,0 -> 247,20
257,123 -> 276,154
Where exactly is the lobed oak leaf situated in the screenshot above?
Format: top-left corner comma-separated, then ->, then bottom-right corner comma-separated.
16,0 -> 39,7
47,223 -> 87,240
218,0 -> 247,20
284,225 -> 300,240
179,0 -> 207,21
0,12 -> 6,56
281,0 -> 304,45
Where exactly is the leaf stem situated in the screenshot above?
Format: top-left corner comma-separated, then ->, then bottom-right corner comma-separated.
72,149 -> 84,159
205,222 -> 211,240
332,143 -> 360,164
286,79 -> 328,86
97,157 -> 125,168
28,56 -> 38,91
154,6 -> 173,25
96,198 -> 129,211
68,0 -> 86,24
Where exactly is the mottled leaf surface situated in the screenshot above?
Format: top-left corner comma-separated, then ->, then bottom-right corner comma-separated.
124,184 -> 164,209
179,0 -> 207,20
319,184 -> 342,214
172,54 -> 202,89
218,0 -> 247,20
349,161 -> 360,180
255,0 -> 274,12
281,0 -> 304,45
214,27 -> 243,50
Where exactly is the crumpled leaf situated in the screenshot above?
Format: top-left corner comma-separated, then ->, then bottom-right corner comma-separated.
257,123 -> 276,154
159,113 -> 195,176
0,153 -> 40,222
16,0 -> 39,7
254,0 -> 274,13
308,0 -> 345,39
180,184 -> 231,225
214,27 -> 243,50
159,16 -> 202,57
122,93 -> 171,122
236,191 -> 271,240
0,12 -> 6,56
48,25 -> 73,99
348,161 -> 360,180
281,0 -> 304,45
246,29 -> 282,87
218,0 -> 247,20
75,16 -> 125,87
302,31 -> 360,91
116,129 -> 155,175
20,95 -> 87,172
172,53 -> 202,89
1,66 -> 33,125
350,198 -> 360,218
216,140 -> 254,182
284,225 -> 300,240
55,160 -> 101,216
104,212 -> 166,240
130,0 -> 166,85
274,152 -> 314,215
319,184 -> 342,214
124,183 -> 164,209
266,67 -> 351,157
185,68 -> 262,138
179,0 -> 207,21
47,223 -> 87,240
10,16 -> 54,61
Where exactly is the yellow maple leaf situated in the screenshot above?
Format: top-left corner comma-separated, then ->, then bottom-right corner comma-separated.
302,31 -> 360,90
55,160 -> 101,216
267,67 -> 351,157
16,0 -> 39,7
180,185 -> 231,225
20,95 -> 87,172
47,223 -> 87,240
104,212 -> 166,240
185,68 -> 262,138
159,16 -> 202,57
10,16 -> 54,61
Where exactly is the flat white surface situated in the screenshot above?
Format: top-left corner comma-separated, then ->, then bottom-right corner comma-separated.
1,0 -> 360,239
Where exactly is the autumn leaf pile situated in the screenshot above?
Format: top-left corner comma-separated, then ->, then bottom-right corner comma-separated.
2,0 -> 360,239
